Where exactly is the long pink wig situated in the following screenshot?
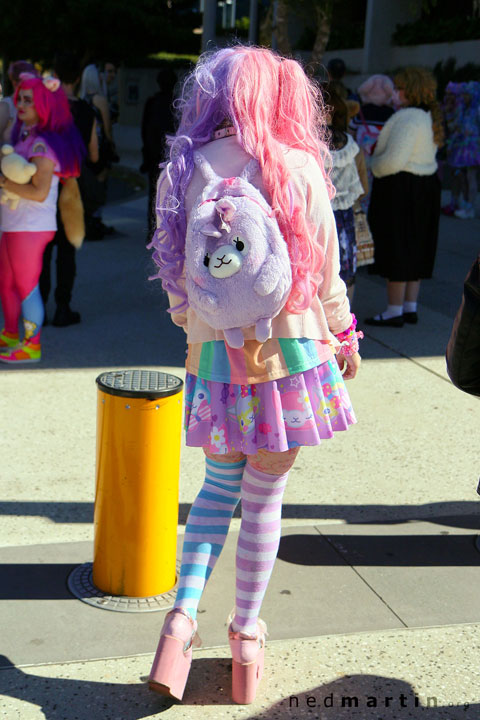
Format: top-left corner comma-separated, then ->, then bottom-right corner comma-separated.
12,75 -> 85,178
150,46 -> 332,315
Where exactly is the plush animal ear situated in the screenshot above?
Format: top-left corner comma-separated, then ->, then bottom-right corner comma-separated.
240,158 -> 260,182
200,222 -> 222,238
1,144 -> 14,157
215,198 -> 236,222
194,152 -> 222,183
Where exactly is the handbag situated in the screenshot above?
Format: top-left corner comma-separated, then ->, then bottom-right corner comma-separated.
353,208 -> 374,266
446,254 -> 480,397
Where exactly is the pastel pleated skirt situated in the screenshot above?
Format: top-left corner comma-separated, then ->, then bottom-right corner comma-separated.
184,357 -> 356,455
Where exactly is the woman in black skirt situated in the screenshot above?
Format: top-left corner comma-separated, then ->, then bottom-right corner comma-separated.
365,67 -> 444,327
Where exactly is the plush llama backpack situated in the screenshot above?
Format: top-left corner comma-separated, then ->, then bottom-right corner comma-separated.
185,152 -> 292,349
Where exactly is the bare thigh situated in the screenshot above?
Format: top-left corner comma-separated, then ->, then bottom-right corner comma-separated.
203,447 -> 246,464
248,447 -> 300,475
202,446 -> 300,474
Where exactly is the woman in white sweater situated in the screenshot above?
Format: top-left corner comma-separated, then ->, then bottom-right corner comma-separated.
365,67 -> 444,327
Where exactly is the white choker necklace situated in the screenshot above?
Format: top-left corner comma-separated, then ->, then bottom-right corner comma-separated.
212,126 -> 236,140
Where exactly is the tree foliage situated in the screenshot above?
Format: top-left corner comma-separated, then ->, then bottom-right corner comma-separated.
0,0 -> 200,68
260,0 -> 336,64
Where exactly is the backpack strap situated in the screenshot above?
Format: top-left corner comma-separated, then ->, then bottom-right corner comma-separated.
193,151 -> 221,182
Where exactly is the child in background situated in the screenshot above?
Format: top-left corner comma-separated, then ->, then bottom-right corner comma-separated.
148,47 -> 362,705
325,84 -> 368,303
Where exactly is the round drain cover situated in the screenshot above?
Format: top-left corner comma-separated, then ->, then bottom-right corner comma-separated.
67,562 -> 180,613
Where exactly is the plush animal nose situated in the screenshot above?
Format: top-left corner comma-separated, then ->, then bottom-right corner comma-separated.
208,244 -> 242,279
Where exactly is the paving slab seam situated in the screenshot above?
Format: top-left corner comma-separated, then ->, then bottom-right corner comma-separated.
363,330 -> 451,385
316,526 -> 409,629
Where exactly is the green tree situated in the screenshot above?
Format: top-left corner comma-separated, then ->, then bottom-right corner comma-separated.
0,0 -> 200,72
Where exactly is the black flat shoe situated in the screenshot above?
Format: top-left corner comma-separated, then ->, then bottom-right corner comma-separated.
364,313 -> 404,327
52,306 -> 81,327
403,311 -> 418,324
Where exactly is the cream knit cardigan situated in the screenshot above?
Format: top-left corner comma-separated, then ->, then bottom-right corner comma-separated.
371,107 -> 438,178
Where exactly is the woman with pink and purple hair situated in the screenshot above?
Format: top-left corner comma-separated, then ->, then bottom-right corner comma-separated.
0,73 -> 84,363
148,46 -> 362,705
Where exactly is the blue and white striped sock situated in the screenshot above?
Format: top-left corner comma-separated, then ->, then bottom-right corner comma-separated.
174,456 -> 245,619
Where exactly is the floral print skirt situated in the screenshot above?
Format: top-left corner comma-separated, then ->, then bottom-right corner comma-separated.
184,358 -> 356,455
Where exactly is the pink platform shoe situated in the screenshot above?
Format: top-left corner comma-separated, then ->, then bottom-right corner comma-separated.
149,608 -> 199,701
228,614 -> 268,704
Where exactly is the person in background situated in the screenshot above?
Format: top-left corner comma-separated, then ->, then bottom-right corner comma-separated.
79,63 -> 116,239
40,53 -> 98,327
349,74 -> 395,214
0,61 -> 37,142
349,74 -> 395,160
140,66 -> 176,243
325,83 -> 368,303
365,66 -> 443,328
442,81 -> 480,220
101,61 -> 119,125
0,73 -> 84,364
327,57 -> 349,100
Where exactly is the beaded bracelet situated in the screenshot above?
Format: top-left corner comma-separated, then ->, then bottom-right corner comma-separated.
335,313 -> 364,356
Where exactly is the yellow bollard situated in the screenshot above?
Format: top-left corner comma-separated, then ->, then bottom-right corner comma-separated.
93,370 -> 183,598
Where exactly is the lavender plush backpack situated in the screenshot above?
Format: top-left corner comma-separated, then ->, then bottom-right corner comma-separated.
185,152 -> 292,348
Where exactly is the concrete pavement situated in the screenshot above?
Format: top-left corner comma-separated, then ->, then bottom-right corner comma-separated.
0,180 -> 480,718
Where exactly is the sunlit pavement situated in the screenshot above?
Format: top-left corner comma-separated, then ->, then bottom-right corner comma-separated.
0,184 -> 479,718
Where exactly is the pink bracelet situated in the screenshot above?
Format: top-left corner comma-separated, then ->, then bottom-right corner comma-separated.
335,314 -> 364,356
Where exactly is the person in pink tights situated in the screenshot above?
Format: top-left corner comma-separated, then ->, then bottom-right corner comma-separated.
148,46 -> 362,705
0,73 -> 84,363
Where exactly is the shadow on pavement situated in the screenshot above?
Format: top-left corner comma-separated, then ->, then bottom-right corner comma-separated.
254,674 -> 477,719
0,499 -> 478,526
0,654 -> 476,719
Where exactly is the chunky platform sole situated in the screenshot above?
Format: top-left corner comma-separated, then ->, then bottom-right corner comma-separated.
231,646 -> 265,704
149,634 -> 192,701
0,354 -> 41,363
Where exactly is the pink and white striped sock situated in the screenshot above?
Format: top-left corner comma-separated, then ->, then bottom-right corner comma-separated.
232,462 -> 289,635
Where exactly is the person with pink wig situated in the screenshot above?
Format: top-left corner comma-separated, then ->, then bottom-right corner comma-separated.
350,74 -> 395,158
349,74 -> 395,218
148,46 -> 362,705
0,73 -> 84,363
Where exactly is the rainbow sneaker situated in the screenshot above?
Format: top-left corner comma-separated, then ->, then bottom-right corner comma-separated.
0,330 -> 20,350
0,341 -> 41,364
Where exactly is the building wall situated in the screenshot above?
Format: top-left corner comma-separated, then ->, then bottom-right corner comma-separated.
118,36 -> 480,128
319,38 -> 480,78
117,68 -> 163,127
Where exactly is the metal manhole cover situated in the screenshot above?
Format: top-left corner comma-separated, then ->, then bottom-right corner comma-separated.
67,562 -> 180,613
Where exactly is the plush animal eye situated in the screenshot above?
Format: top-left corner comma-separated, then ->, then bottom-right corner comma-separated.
203,253 -> 210,267
234,236 -> 246,252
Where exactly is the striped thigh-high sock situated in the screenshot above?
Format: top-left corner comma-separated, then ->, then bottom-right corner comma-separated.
232,462 -> 289,635
174,456 -> 246,619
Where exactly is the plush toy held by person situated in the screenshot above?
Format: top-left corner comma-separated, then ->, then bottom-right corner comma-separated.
0,144 -> 36,209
